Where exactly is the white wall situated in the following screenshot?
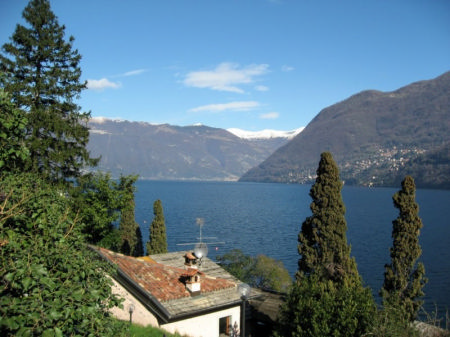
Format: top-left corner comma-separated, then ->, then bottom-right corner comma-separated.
109,278 -> 159,327
162,306 -> 241,337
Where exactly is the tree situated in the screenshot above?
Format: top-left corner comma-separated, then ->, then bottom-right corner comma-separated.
381,175 -> 427,322
0,0 -> 97,182
297,151 -> 359,283
275,152 -> 375,337
216,249 -> 292,293
70,172 -> 123,247
0,89 -> 29,172
118,175 -> 143,257
216,249 -> 254,283
146,199 -> 168,255
0,173 -> 127,336
252,254 -> 292,293
275,274 -> 375,337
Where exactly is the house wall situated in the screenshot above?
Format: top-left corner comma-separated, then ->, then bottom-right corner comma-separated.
109,277 -> 159,327
161,306 -> 241,337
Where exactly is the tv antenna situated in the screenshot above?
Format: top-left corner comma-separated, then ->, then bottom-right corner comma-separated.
177,218 -> 225,267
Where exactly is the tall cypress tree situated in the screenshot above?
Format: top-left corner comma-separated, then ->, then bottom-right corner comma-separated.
297,151 -> 359,283
0,0 -> 97,182
381,175 -> 426,321
118,175 -> 143,257
147,199 -> 168,255
275,152 -> 375,337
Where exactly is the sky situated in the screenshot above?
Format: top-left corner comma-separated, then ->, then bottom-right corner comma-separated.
1,0 -> 449,131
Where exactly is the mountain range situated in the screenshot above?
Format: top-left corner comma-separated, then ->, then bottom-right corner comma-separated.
240,71 -> 450,189
87,118 -> 301,181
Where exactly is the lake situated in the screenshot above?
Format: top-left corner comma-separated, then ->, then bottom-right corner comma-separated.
134,180 -> 450,318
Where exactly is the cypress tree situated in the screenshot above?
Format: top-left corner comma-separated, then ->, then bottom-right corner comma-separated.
275,152 -> 375,337
118,175 -> 143,257
147,199 -> 168,255
0,0 -> 97,182
297,151 -> 359,283
381,175 -> 427,321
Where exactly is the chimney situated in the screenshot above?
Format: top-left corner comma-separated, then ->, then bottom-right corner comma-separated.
184,252 -> 198,269
182,268 -> 203,296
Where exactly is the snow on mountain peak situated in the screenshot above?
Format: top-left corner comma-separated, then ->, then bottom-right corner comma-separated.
227,127 -> 304,140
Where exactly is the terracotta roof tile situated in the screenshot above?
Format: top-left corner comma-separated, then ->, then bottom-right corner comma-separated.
97,247 -> 236,302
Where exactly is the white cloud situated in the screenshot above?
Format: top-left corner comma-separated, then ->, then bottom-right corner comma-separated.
183,62 -> 269,93
260,112 -> 279,119
281,65 -> 294,72
189,101 -> 260,113
255,85 -> 269,92
123,69 -> 148,77
87,78 -> 121,91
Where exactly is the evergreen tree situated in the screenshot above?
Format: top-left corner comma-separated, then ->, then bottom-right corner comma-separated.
275,152 -> 375,337
118,175 -> 143,257
297,151 -> 359,283
0,89 -> 29,172
0,0 -> 97,182
381,175 -> 427,322
146,199 -> 168,255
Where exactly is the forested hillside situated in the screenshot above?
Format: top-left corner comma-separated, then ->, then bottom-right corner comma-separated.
240,71 -> 450,189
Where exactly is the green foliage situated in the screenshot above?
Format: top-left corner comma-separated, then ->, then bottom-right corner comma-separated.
368,304 -> 420,337
117,175 -> 143,257
297,151 -> 359,284
0,89 -> 29,172
0,173 -> 127,336
274,274 -> 376,337
0,0 -> 97,182
276,152 -> 375,336
146,199 -> 168,255
70,172 -> 122,245
216,249 -> 254,283
217,249 -> 292,293
381,175 -> 427,322
252,255 -> 292,293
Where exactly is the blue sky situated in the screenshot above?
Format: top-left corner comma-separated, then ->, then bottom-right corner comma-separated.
1,0 -> 449,131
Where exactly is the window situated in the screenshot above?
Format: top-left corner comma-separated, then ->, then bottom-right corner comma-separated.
219,315 -> 231,336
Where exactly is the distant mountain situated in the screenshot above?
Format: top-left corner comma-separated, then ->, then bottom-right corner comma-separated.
87,118 -> 302,181
240,71 -> 450,189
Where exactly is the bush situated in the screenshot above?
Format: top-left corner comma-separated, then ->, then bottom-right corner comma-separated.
0,173 -> 127,336
274,274 -> 375,337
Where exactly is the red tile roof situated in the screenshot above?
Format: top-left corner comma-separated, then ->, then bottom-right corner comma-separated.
97,247 -> 236,302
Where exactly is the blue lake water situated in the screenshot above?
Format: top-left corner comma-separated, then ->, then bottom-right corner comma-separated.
134,180 -> 450,317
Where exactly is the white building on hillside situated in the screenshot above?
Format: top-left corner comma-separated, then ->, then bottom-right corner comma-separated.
93,247 -> 253,337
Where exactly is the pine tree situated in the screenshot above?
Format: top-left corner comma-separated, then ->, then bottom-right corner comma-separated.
297,151 -> 359,283
0,0 -> 97,182
275,152 -> 375,337
146,199 -> 168,255
118,175 -> 143,257
381,175 -> 427,322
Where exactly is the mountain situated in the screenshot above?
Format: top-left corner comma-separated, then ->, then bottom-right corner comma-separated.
240,71 -> 450,189
87,118 -> 302,181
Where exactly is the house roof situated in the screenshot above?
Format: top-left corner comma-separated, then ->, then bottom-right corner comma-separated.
93,247 -> 245,322
149,251 -> 242,283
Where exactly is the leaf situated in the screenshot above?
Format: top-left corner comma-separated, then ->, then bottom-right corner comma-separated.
21,277 -> 32,291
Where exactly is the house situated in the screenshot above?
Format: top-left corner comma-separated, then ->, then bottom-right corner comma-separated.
92,246 -> 253,337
